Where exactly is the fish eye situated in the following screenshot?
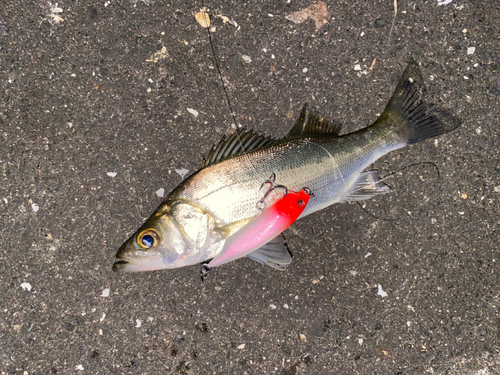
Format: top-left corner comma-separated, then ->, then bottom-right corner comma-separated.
137,229 -> 160,249
297,199 -> 304,206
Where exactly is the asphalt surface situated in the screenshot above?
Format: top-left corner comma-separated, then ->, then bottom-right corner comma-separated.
1,0 -> 499,374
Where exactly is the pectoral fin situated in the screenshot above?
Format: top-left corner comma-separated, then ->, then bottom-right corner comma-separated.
340,171 -> 391,203
246,235 -> 292,270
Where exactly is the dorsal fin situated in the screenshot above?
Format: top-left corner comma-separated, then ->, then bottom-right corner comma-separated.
286,104 -> 342,139
202,128 -> 277,167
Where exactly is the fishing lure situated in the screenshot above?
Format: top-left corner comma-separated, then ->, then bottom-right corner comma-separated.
205,188 -> 312,271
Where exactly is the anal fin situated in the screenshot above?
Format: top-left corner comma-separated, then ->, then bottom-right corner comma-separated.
246,235 -> 292,270
340,171 -> 391,202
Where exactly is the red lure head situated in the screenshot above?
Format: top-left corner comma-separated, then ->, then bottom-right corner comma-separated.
275,189 -> 311,219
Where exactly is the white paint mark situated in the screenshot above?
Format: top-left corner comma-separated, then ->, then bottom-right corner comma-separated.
187,108 -> 199,117
364,252 -> 372,258
175,169 -> 189,179
76,365 -> 84,371
467,46 -> 476,55
135,319 -> 142,328
101,288 -> 110,297
437,0 -> 453,5
354,64 -> 362,71
21,282 -> 32,291
269,304 -> 277,309
237,343 -> 245,349
67,122 -> 73,128
303,67 -> 308,73
377,284 -> 388,298
31,204 -> 39,213
107,172 -> 117,177
156,188 -> 165,198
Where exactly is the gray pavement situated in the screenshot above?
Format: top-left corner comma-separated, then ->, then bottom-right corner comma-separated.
1,0 -> 499,374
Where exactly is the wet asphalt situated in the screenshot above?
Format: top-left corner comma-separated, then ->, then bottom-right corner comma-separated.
1,0 -> 499,374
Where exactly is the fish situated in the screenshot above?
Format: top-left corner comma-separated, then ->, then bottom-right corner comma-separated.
206,187 -> 312,269
113,62 -> 461,273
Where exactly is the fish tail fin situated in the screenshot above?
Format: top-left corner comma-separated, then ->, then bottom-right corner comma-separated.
381,62 -> 461,145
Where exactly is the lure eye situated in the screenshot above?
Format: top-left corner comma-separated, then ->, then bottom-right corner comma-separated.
297,199 -> 305,206
137,229 -> 160,249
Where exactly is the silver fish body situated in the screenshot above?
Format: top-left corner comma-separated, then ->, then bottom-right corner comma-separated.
113,63 -> 460,273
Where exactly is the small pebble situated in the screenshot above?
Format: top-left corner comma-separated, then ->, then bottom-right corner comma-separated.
175,169 -> 189,179
241,55 -> 252,63
377,284 -> 388,298
187,108 -> 198,117
156,188 -> 165,198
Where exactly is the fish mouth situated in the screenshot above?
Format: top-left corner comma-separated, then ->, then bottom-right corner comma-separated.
112,254 -> 166,272
112,260 -> 129,272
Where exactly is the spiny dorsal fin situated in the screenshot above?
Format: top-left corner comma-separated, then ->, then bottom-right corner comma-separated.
286,104 -> 342,139
203,128 -> 277,167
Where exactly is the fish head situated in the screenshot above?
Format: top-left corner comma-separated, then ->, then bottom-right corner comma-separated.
113,200 -> 223,272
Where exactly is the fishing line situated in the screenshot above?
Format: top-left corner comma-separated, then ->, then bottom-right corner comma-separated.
199,5 -> 268,185
356,161 -> 441,222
